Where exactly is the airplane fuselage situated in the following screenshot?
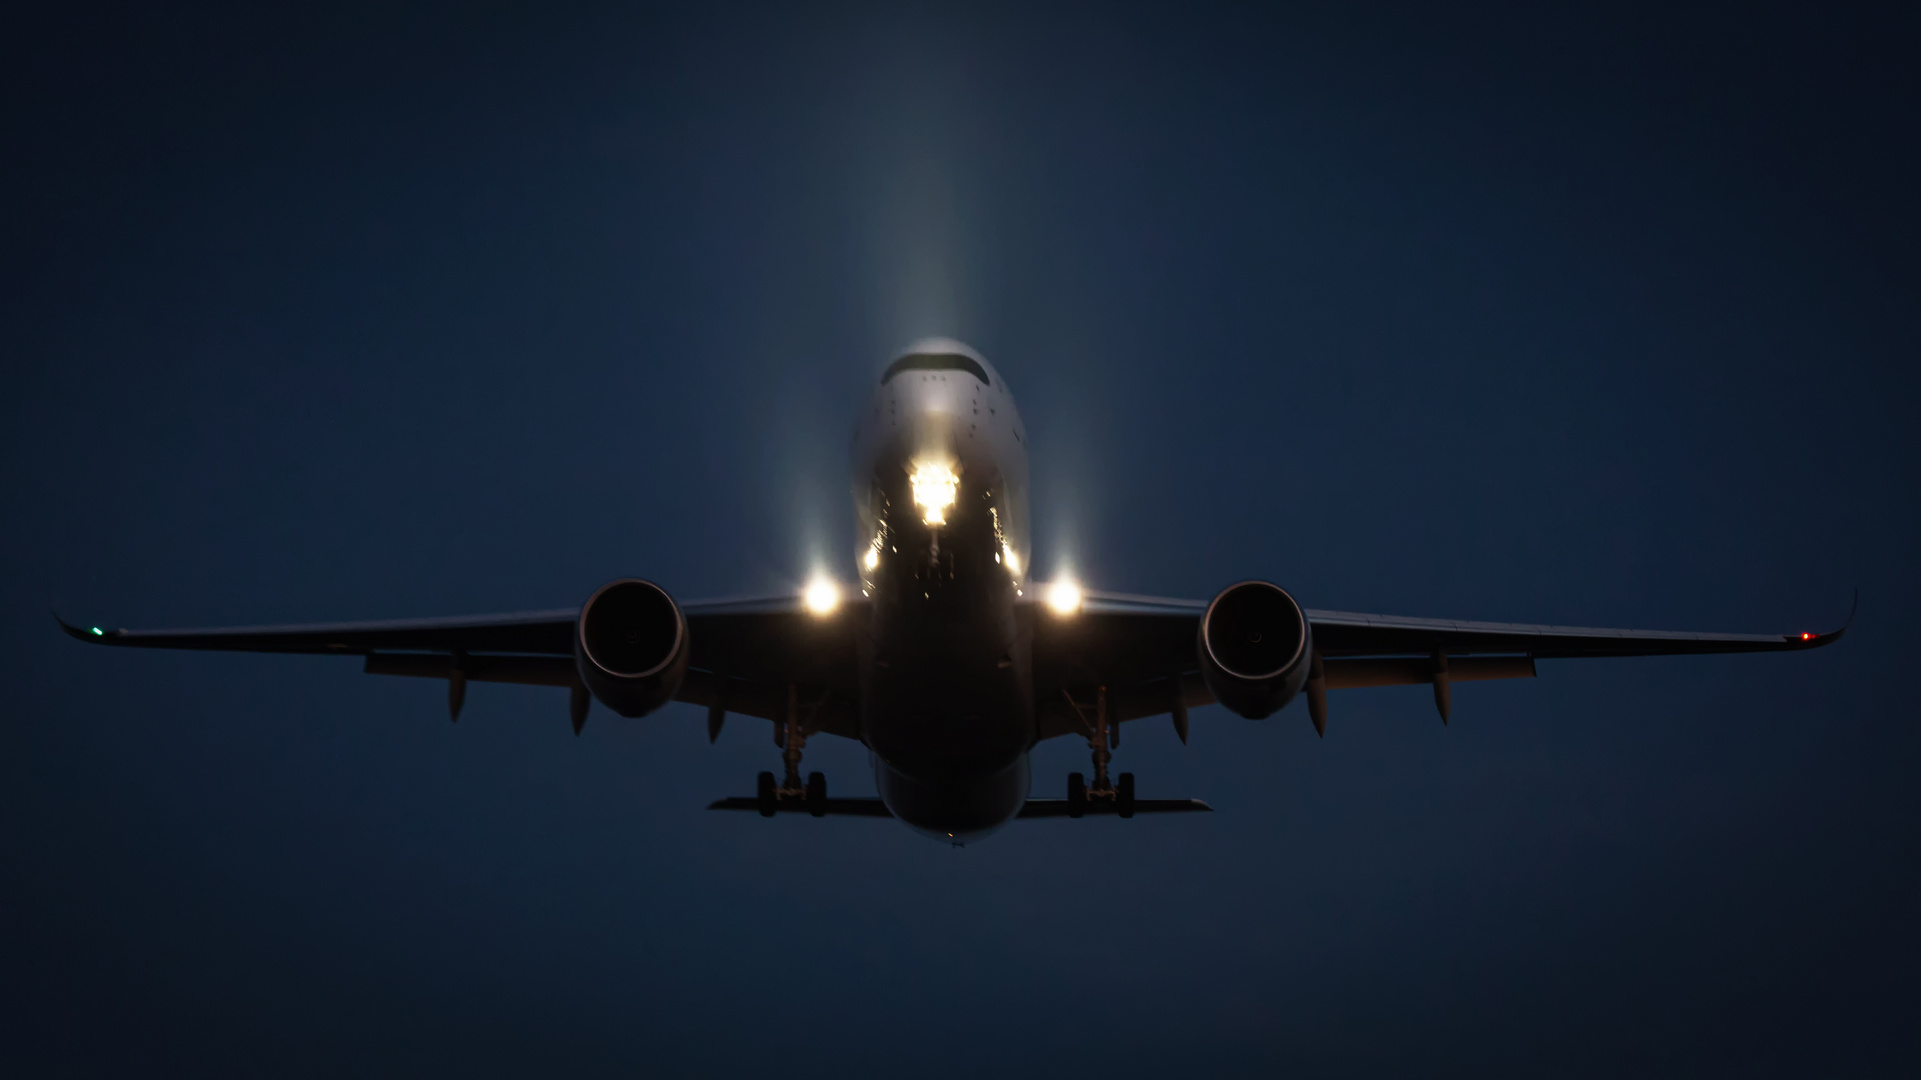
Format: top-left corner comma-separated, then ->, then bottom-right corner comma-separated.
849,341 -> 1035,839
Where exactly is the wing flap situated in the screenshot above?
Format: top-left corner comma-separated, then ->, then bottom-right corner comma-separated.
364,653 -> 579,687
1324,655 -> 1536,689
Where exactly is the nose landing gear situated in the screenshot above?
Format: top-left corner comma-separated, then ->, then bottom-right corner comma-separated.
1063,684 -> 1137,818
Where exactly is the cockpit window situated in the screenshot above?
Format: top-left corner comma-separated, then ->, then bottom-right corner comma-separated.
881,353 -> 989,386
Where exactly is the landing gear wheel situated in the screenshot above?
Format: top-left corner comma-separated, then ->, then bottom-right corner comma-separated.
1117,772 -> 1136,818
756,771 -> 777,817
1067,772 -> 1086,818
806,771 -> 827,817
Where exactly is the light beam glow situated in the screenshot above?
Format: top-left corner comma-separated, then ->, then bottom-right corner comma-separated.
1045,577 -> 1083,616
803,575 -> 841,616
910,460 -> 959,526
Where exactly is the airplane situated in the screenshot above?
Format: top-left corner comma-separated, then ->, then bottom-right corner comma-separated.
59,338 -> 1849,843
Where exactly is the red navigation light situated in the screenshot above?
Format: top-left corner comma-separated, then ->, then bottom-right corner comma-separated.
1801,632 -> 1813,640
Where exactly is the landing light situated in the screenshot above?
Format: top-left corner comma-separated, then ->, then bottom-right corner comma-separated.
1003,545 -> 1021,576
803,576 -> 841,616
910,460 -> 958,526
863,547 -> 880,571
1045,578 -> 1083,616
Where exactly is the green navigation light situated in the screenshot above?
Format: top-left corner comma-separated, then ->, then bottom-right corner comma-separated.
90,627 -> 103,636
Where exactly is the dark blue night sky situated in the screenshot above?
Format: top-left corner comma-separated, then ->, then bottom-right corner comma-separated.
5,3 -> 1917,1075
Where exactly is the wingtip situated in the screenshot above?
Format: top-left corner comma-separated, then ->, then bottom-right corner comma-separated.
1792,590 -> 1856,649
52,609 -> 110,643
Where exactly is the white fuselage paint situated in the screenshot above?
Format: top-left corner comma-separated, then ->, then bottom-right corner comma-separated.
850,338 -> 1030,593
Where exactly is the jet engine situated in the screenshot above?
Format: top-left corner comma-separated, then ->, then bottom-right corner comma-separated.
1198,580 -> 1313,719
574,578 -> 689,717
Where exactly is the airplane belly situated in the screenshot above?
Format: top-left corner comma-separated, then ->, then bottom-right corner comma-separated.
874,752 -> 1031,843
863,650 -> 1032,780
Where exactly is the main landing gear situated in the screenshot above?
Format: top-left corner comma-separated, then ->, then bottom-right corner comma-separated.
755,684 -> 828,818
1062,685 -> 1137,819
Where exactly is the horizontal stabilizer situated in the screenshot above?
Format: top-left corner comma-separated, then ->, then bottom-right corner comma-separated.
705,796 -> 1214,818
1017,798 -> 1213,817
706,797 -> 894,817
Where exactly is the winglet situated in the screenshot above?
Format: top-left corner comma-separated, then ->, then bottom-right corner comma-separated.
53,609 -> 115,644
1790,589 -> 1856,649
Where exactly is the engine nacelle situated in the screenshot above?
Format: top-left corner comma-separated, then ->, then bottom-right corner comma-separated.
1198,580 -> 1313,719
574,578 -> 689,718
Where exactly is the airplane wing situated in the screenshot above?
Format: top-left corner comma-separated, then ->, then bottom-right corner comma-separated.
58,587 -> 1849,743
55,608 -> 581,657
1030,590 -> 1851,738
55,595 -> 865,738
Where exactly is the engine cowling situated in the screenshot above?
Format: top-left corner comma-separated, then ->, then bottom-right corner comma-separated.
574,578 -> 689,717
1198,580 -> 1313,719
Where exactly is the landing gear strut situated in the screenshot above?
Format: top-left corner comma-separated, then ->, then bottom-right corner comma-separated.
1064,684 -> 1136,818
759,684 -> 828,817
